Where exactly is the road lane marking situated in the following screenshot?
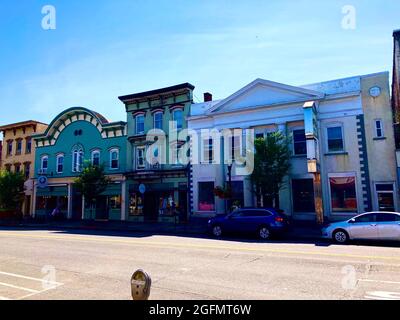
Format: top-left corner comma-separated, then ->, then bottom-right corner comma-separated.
0,271 -> 63,285
0,281 -> 40,293
0,270 -> 64,300
359,279 -> 400,285
0,231 -> 400,262
17,286 -> 61,300
365,291 -> 400,300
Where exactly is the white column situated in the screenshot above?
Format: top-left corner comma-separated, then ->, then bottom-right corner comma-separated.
121,181 -> 127,221
67,184 -> 73,219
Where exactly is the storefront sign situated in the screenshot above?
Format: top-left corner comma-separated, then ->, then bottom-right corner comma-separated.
37,176 -> 48,189
139,184 -> 146,194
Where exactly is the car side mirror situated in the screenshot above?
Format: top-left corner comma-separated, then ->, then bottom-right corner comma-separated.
349,218 -> 356,224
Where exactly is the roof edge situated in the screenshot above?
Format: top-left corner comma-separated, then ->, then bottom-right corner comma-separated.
118,83 -> 195,103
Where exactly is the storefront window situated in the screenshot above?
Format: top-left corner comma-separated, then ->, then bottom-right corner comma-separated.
36,196 -> 47,210
129,193 -> 144,216
158,193 -> 177,216
330,176 -> 357,212
35,196 -> 68,212
292,179 -> 315,212
198,182 -> 215,211
376,183 -> 395,212
230,181 -> 244,208
109,195 -> 121,209
58,196 -> 68,211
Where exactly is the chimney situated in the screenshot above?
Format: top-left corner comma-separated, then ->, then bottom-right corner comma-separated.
204,92 -> 212,102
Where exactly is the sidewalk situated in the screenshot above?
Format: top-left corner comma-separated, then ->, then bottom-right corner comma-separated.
0,218 -> 323,241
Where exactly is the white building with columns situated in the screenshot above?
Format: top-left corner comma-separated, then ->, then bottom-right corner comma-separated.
188,72 -> 398,222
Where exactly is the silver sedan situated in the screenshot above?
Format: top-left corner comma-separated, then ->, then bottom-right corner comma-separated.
321,212 -> 400,244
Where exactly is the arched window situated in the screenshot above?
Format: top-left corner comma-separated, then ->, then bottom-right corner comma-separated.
172,109 -> 183,130
110,149 -> 119,170
56,154 -> 64,174
41,155 -> 48,173
154,112 -> 163,130
91,150 -> 101,166
72,147 -> 84,172
136,115 -> 145,135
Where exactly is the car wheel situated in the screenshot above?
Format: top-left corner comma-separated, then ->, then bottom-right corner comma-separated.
333,229 -> 349,244
258,226 -> 271,240
212,225 -> 222,238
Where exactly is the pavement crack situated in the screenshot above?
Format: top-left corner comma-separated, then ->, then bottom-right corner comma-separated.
237,256 -> 262,267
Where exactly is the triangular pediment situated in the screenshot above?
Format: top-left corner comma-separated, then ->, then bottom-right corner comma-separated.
209,79 -> 324,114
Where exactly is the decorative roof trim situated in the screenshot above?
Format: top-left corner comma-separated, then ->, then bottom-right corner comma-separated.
132,111 -> 146,117
150,108 -> 165,114
118,83 -> 195,103
32,107 -> 126,147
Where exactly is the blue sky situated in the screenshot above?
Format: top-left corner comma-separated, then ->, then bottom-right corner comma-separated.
0,0 -> 399,130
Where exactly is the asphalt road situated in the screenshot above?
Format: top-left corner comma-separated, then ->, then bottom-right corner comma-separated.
0,228 -> 399,300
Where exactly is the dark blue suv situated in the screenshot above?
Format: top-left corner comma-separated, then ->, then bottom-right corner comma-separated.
208,208 -> 290,240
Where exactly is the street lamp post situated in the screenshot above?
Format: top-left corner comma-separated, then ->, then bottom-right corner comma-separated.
227,163 -> 233,213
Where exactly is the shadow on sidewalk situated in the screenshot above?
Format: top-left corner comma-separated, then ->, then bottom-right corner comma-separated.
1,219 -> 399,248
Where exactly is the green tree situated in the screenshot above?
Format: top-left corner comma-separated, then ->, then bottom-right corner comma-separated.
74,161 -> 110,219
0,170 -> 25,215
251,132 -> 291,208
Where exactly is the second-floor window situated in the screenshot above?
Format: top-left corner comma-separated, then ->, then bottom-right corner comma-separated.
26,138 -> 32,154
229,135 -> 241,161
92,150 -> 100,166
110,149 -> 119,169
56,154 -> 64,173
327,126 -> 344,152
136,146 -> 146,170
293,129 -> 306,155
173,109 -> 183,130
154,112 -> 163,130
202,138 -> 214,164
375,120 -> 384,138
72,148 -> 83,172
136,115 -> 145,135
16,140 -> 22,155
41,156 -> 48,173
7,141 -> 12,155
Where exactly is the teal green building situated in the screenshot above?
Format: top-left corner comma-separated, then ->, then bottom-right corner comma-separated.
32,107 -> 127,220
118,83 -> 195,223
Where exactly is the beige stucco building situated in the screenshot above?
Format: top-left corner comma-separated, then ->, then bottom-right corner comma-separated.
0,120 -> 48,215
